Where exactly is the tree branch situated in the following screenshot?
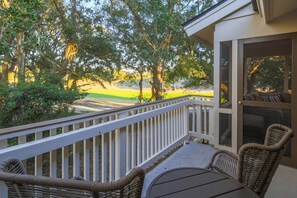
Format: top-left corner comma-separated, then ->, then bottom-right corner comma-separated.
123,0 -> 155,49
38,50 -> 61,69
51,0 -> 67,31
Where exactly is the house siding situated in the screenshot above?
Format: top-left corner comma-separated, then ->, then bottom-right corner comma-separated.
215,6 -> 297,42
213,4 -> 297,154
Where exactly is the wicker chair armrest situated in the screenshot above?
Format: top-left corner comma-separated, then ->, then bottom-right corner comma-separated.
0,167 -> 145,194
265,124 -> 293,146
206,150 -> 238,168
239,141 -> 288,154
206,150 -> 238,179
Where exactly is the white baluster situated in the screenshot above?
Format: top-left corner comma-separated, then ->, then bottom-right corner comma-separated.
157,112 -> 161,152
93,135 -> 99,181
101,133 -> 107,183
131,112 -> 136,168
209,107 -> 215,144
125,122 -> 130,173
83,121 -> 91,181
35,132 -> 43,176
50,129 -> 57,178
137,110 -> 141,165
197,105 -> 202,135
18,135 -> 27,170
62,126 -> 69,179
73,123 -> 81,177
109,131 -> 115,181
204,106 -> 207,136
142,114 -> 145,162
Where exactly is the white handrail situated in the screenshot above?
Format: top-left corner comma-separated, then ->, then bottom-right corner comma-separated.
0,96 -> 214,183
0,101 -> 191,162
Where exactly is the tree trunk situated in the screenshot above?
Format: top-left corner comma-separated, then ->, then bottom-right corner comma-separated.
70,78 -> 78,90
138,70 -> 144,103
1,53 -> 9,83
154,62 -> 163,100
2,33 -> 12,83
16,33 -> 25,83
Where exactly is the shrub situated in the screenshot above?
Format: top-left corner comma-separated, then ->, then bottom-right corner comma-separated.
0,74 -> 87,128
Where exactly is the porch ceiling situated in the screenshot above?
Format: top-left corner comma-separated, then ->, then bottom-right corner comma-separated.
260,0 -> 297,23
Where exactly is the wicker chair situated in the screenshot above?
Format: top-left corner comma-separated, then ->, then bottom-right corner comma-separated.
0,158 -> 145,198
207,124 -> 293,197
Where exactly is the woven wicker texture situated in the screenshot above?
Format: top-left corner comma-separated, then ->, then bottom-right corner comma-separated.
0,159 -> 145,198
207,124 -> 293,197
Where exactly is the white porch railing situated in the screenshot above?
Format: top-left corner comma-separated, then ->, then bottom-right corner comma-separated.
0,96 -> 214,197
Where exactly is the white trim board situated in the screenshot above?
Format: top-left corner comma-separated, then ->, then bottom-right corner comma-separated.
184,0 -> 251,37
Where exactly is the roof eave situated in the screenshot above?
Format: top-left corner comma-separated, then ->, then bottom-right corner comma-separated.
183,0 -> 252,45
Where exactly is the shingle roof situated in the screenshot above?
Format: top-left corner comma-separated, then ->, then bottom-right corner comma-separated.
182,0 -> 228,27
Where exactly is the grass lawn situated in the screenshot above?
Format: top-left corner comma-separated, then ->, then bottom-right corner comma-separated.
87,87 -> 213,102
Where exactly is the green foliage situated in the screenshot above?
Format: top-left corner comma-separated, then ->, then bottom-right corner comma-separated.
103,0 -> 215,99
0,74 -> 87,128
0,0 -> 118,86
166,47 -> 214,89
247,56 -> 291,92
0,0 -> 45,52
